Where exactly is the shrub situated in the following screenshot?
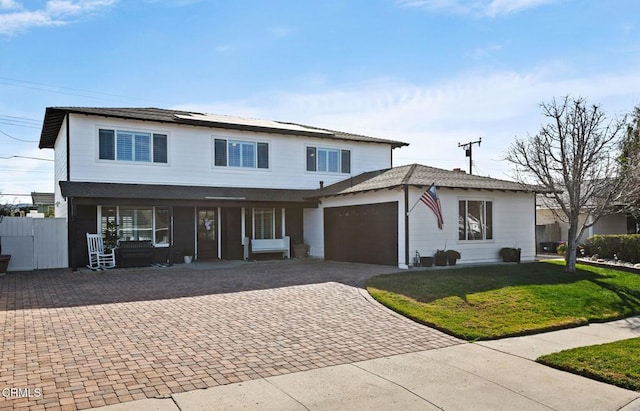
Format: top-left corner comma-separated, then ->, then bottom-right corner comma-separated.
586,235 -> 640,263
556,243 -> 567,256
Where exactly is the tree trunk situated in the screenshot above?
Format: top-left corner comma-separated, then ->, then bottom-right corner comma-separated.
565,221 -> 578,273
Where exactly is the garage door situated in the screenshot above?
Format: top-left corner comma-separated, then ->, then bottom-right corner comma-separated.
324,202 -> 398,266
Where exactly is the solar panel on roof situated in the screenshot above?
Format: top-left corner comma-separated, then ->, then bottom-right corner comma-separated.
174,113 -> 334,136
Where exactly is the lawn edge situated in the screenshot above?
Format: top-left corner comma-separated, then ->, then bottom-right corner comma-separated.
536,354 -> 640,392
366,286 -> 590,341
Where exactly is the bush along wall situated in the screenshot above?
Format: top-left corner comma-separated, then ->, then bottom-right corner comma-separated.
585,234 -> 640,263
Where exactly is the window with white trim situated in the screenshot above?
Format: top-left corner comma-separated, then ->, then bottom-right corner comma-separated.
100,206 -> 170,246
458,200 -> 493,241
253,208 -> 274,239
306,146 -> 350,173
99,129 -> 167,163
214,138 -> 268,169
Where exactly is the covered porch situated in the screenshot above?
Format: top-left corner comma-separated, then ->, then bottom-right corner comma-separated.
59,181 -> 317,270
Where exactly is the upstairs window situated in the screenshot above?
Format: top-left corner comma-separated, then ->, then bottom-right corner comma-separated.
214,138 -> 268,169
306,146 -> 350,173
99,129 -> 167,163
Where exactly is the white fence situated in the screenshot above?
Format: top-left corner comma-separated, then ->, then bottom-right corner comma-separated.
0,217 -> 68,271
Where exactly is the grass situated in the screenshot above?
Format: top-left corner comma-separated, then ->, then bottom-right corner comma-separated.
537,338 -> 640,391
366,261 -> 640,340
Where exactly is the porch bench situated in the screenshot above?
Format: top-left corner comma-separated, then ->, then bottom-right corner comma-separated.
250,236 -> 290,259
116,240 -> 154,268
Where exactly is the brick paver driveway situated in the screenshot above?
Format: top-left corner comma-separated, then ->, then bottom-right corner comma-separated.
0,259 -> 462,410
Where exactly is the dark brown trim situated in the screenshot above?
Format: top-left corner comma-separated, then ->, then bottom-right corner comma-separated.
65,114 -> 70,182
68,197 -> 317,209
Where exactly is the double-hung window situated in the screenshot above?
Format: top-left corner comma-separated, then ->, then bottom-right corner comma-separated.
458,200 -> 493,241
306,146 -> 350,173
214,138 -> 268,169
99,129 -> 167,163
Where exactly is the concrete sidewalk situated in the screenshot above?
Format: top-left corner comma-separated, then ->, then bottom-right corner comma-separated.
94,316 -> 640,411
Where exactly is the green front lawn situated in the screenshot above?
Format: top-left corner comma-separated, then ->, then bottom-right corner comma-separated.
537,338 -> 640,391
366,261 -> 640,340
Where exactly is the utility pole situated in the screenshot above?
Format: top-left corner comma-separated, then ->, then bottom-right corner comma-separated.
458,138 -> 482,175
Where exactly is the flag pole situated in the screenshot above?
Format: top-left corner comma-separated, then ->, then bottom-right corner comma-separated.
407,183 -> 435,215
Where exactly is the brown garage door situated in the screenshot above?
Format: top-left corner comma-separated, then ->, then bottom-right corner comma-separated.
324,202 -> 398,266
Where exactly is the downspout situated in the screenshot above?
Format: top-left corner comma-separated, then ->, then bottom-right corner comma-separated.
404,184 -> 409,267
66,115 -> 75,270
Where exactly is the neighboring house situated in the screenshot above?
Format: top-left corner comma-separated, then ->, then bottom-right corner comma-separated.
31,192 -> 55,216
39,107 -> 540,269
536,194 -> 640,251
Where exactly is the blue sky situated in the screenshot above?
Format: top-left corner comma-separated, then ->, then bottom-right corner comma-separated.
1,0 -> 639,203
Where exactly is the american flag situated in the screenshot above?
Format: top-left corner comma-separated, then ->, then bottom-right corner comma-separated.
420,183 -> 444,230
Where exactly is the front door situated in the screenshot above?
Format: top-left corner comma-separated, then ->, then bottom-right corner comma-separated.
197,208 -> 217,260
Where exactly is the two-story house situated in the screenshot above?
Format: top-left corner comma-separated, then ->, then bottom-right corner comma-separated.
39,107 -> 540,270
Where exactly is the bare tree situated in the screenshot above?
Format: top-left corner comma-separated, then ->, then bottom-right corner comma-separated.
619,106 -> 640,231
506,96 -> 626,272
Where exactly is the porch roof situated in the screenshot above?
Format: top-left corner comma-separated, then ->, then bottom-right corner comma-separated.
59,181 -> 318,207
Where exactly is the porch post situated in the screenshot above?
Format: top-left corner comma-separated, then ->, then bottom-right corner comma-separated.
241,207 -> 246,245
217,207 -> 222,259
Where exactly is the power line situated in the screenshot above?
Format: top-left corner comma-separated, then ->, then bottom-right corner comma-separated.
0,129 -> 38,143
0,114 -> 41,129
0,155 -> 53,161
0,76 -> 150,103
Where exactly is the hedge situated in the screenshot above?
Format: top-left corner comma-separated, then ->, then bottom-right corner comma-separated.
585,234 -> 640,263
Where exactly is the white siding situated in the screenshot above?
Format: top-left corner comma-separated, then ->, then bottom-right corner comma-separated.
305,187 -> 536,267
54,117 -> 68,219
303,208 -> 324,258
410,187 -> 536,264
67,114 -> 392,189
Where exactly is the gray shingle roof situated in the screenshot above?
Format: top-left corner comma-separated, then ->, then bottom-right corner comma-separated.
39,107 -> 408,149
311,164 -> 544,197
30,192 -> 54,205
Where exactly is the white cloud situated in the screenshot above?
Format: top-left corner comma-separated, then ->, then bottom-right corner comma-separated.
174,67 -> 640,180
0,0 -> 21,10
0,0 -> 117,35
485,0 -> 557,17
467,43 -> 502,59
214,44 -> 235,52
396,0 -> 483,15
268,25 -> 295,38
396,0 -> 560,17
